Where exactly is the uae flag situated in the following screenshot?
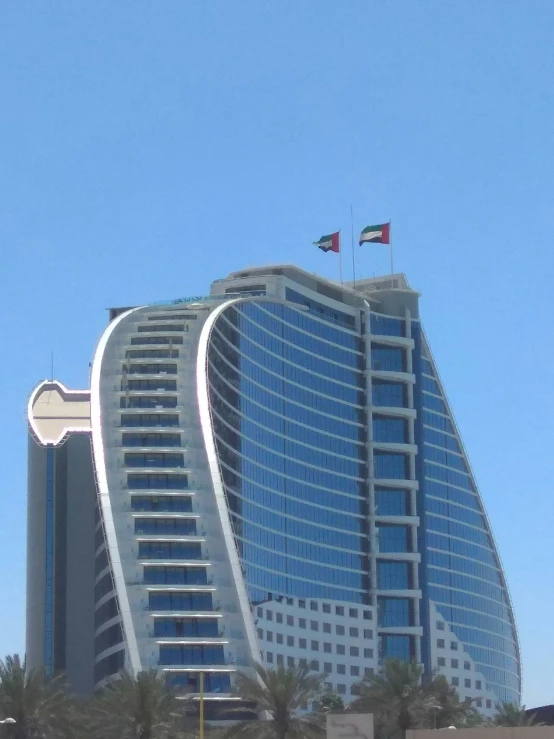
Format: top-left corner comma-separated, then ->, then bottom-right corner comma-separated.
314,231 -> 340,253
359,223 -> 390,245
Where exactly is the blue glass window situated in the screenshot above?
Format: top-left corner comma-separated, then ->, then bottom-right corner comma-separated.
421,375 -> 441,395
375,489 -> 409,516
154,618 -> 219,637
372,346 -> 405,372
378,561 -> 410,589
128,473 -> 188,489
378,525 -> 409,553
285,289 -> 356,330
370,314 -> 404,337
126,349 -> 179,359
423,393 -> 447,414
138,542 -> 201,559
374,453 -> 407,479
131,496 -> 192,512
125,378 -> 177,391
149,591 -> 213,611
121,414 -> 179,428
159,645 -> 224,665
422,410 -> 454,434
379,635 -> 413,661
372,382 -> 405,407
94,650 -> 125,684
130,335 -> 183,346
122,433 -> 181,447
378,598 -> 413,626
127,363 -> 177,374
138,324 -> 185,333
373,417 -> 407,443
144,566 -> 207,585
121,396 -> 177,409
125,452 -> 184,468
134,518 -> 197,536
167,673 -> 231,693
95,623 -> 123,656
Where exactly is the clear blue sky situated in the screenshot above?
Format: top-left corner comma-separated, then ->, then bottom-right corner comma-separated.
1,0 -> 552,706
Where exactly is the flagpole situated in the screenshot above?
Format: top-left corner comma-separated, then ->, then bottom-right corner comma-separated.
389,220 -> 394,287
339,230 -> 343,285
351,205 -> 356,287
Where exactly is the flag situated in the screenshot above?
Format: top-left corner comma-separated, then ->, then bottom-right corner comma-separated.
359,223 -> 390,245
314,231 -> 340,253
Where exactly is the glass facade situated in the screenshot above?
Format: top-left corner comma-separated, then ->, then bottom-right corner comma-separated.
415,344 -> 520,703
207,300 -> 369,605
203,283 -> 520,707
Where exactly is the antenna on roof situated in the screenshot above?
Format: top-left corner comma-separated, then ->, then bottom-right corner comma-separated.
50,351 -> 54,381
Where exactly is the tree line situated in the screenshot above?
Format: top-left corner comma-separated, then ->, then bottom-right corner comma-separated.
0,655 -> 538,739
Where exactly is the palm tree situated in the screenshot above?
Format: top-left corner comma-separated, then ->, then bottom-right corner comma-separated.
224,662 -> 325,739
87,669 -> 193,739
350,660 -> 429,738
350,661 -> 474,739
493,701 -> 539,727
0,654 -> 75,739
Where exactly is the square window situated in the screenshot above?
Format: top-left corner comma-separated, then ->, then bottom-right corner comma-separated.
323,623 -> 331,634
450,641 -> 458,650
486,700 -> 492,709
464,661 -> 470,670
350,627 -> 359,637
299,658 -> 307,667
337,684 -> 346,695
299,619 -> 306,629
276,613 -> 283,624
324,662 -> 332,673
324,643 -> 332,653
287,636 -> 294,647
311,641 -> 319,651
257,628 -> 263,639
364,629 -> 373,639
299,639 -> 306,649
336,606 -> 344,616
465,679 -> 471,688
451,659 -> 458,668
311,660 -> 319,671
276,654 -> 283,665
323,604 -> 331,614
364,648 -> 373,659
476,699 -> 482,708
436,621 -> 444,630
299,600 -> 306,609
310,601 -> 318,611
287,656 -> 295,667
452,677 -> 459,686
266,610 -> 273,621
336,625 -> 345,636
351,666 -> 360,676
476,680 -> 482,690
365,667 -> 374,677
257,607 -> 263,617
337,645 -> 345,655
337,664 -> 345,675
266,631 -> 273,643
350,646 -> 359,657
437,639 -> 445,648
363,610 -> 372,620
437,657 -> 445,667
267,652 -> 273,663
311,621 -> 319,631
287,615 -> 294,626
349,608 -> 358,618
276,633 -> 283,645
286,597 -> 293,605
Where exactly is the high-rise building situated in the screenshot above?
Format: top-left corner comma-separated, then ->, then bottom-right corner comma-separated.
27,266 -> 520,713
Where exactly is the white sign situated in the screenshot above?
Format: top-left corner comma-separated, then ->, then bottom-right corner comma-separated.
327,713 -> 374,739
